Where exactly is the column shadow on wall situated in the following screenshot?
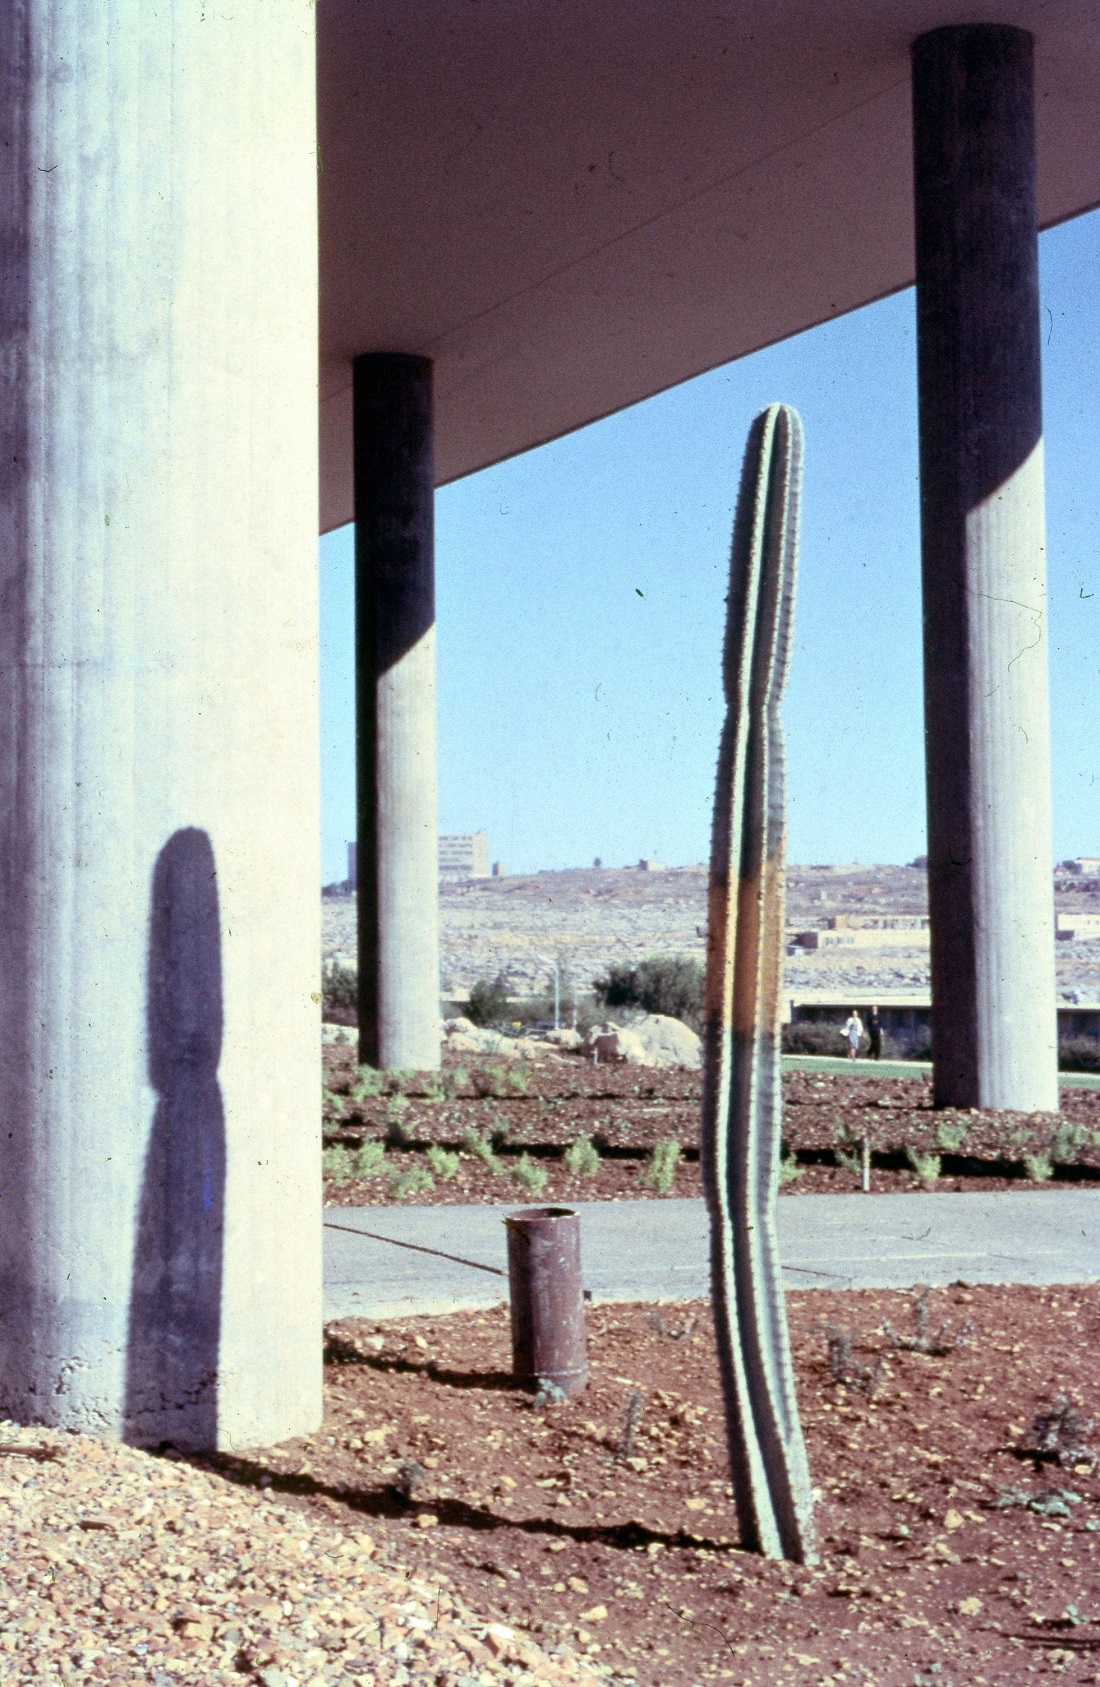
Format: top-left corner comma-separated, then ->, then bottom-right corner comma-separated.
123,828 -> 225,1449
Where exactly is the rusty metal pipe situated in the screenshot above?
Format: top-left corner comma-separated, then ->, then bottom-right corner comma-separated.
505,1207 -> 588,1397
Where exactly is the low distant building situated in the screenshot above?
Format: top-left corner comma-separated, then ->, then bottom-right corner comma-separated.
439,831 -> 489,880
347,831 -> 489,887
1056,911 -> 1100,940
1064,857 -> 1100,875
637,857 -> 664,871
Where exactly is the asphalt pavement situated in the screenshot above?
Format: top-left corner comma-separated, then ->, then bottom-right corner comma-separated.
323,1189 -> 1100,1320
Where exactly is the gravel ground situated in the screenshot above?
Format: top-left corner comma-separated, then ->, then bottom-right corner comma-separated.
0,1425 -> 611,1686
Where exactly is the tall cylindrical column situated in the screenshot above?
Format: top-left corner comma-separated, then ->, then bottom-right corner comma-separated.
0,5 -> 322,1448
912,25 -> 1058,1112
354,354 -> 441,1071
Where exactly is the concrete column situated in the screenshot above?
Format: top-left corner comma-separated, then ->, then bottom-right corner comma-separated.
912,25 -> 1058,1112
0,4 -> 322,1448
354,355 -> 441,1071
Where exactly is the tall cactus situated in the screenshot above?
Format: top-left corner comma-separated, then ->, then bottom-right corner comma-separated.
701,403 -> 816,1563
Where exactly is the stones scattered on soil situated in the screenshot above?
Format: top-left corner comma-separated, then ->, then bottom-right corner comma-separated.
237,1287 -> 1100,1686
0,1426 -> 607,1685
322,1056 -> 1100,1209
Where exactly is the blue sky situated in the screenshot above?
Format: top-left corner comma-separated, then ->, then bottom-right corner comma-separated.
319,206 -> 1100,883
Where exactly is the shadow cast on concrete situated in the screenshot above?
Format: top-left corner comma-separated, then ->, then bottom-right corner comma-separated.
123,828 -> 225,1449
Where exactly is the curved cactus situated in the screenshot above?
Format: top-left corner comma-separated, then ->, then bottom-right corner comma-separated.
701,403 -> 816,1563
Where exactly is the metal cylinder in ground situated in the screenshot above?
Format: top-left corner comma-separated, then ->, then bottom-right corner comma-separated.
505,1207 -> 588,1397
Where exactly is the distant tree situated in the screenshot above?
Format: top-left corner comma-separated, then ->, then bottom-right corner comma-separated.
593,954 -> 704,1031
465,973 -> 510,1026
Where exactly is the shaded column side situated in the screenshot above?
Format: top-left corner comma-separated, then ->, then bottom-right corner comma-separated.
354,353 -> 441,1072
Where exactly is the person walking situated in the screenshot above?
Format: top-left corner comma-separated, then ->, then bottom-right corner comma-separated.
867,1004 -> 882,1061
843,1009 -> 863,1060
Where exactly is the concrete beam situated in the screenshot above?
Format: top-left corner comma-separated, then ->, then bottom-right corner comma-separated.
912,25 -> 1058,1112
354,355 -> 441,1071
0,5 -> 322,1446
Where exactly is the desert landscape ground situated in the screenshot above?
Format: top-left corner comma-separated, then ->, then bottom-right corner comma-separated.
323,864 -> 1100,1008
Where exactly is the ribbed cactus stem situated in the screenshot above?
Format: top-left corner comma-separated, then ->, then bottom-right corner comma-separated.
701,403 -> 816,1564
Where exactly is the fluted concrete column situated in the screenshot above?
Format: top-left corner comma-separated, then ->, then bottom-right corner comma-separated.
913,25 -> 1058,1111
354,355 -> 441,1071
0,5 -> 321,1447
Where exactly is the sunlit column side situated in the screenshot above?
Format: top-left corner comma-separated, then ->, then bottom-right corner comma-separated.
0,3 -> 322,1446
912,24 -> 1058,1112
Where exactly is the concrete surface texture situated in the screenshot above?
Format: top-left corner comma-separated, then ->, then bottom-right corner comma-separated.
315,3 -> 1100,519
354,355 -> 441,1072
913,27 -> 1058,1113
323,1191 -> 1100,1321
0,4 -> 322,1449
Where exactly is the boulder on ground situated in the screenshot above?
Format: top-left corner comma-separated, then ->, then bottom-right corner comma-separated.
581,1013 -> 701,1069
322,1023 -> 357,1046
444,1023 -> 521,1057
630,1012 -> 702,1069
582,1023 -> 653,1067
543,1027 -> 583,1049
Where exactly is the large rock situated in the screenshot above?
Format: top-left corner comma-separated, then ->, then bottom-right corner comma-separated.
582,1013 -> 701,1069
444,1022 -> 521,1057
631,1013 -> 702,1069
543,1027 -> 583,1049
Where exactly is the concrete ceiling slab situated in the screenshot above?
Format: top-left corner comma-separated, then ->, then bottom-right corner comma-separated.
318,1 -> 1100,528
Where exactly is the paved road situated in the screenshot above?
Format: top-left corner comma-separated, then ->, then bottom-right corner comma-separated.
323,1190 -> 1100,1320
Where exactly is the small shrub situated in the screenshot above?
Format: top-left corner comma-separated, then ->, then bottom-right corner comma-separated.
446,1066 -> 469,1097
386,1093 -> 413,1143
936,1121 -> 968,1152
905,1145 -> 941,1187
388,1164 -> 435,1200
616,1388 -> 644,1461
642,1138 -> 682,1193
465,974 -> 510,1026
781,1020 -> 847,1057
507,1063 -> 531,1096
564,1137 -> 600,1177
472,1064 -> 509,1099
321,960 -> 358,1024
322,1087 -> 345,1118
1059,1036 -> 1100,1074
1053,1122 -> 1086,1164
648,1309 -> 697,1340
824,1325 -> 883,1396
594,955 -> 704,1033
461,1126 -> 504,1174
353,1139 -> 387,1178
322,1145 -> 353,1182
881,1285 -> 973,1355
510,1153 -> 548,1196
350,1066 -> 385,1102
994,1485 -> 1082,1518
834,1143 -> 861,1180
1018,1397 -> 1096,1469
1023,1151 -> 1054,1183
779,1153 -> 804,1186
426,1145 -> 460,1181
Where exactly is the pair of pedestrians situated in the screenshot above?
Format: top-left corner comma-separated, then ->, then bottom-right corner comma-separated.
843,1005 -> 882,1060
